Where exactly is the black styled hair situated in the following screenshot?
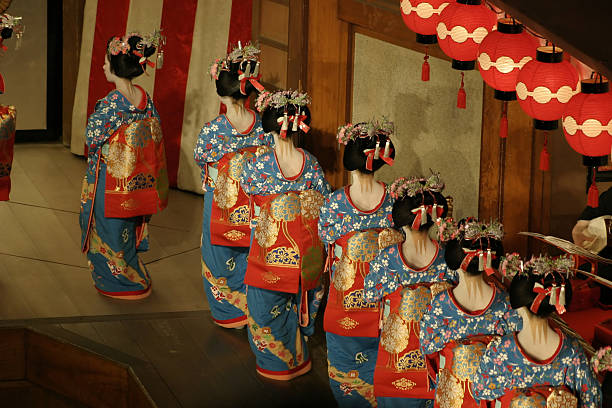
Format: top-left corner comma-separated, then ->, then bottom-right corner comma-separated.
261,105 -> 311,137
342,131 -> 395,174
106,35 -> 156,80
392,191 -> 448,232
1,27 -> 12,40
509,272 -> 573,317
215,60 -> 255,100
444,236 -> 504,275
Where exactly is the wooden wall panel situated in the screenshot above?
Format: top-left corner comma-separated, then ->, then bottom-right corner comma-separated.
305,0 -> 350,188
26,330 -> 129,408
260,0 -> 289,45
260,44 -> 288,88
0,328 -> 25,381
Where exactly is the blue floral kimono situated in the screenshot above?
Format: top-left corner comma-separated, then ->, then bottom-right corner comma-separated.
79,88 -> 163,298
418,287 -> 521,407
318,184 -> 394,407
473,331 -> 602,408
364,243 -> 456,407
194,112 -> 270,327
240,147 -> 331,379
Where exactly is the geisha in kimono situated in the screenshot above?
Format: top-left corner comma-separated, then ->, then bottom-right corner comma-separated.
240,90 -> 331,380
364,174 -> 456,408
79,31 -> 168,299
473,254 -> 603,407
194,43 -> 270,328
318,118 -> 396,407
419,219 -> 522,408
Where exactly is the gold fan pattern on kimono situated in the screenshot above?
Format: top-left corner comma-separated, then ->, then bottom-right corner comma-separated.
332,230 -> 379,292
106,142 -> 136,191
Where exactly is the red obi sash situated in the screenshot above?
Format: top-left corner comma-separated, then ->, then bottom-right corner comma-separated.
323,229 -> 382,338
426,335 -> 493,408
374,283 -> 451,399
497,385 -> 577,408
209,148 -> 255,247
103,116 -> 168,218
244,190 -> 326,294
0,105 -> 16,201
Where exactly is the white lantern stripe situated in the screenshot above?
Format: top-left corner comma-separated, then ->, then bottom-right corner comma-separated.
478,53 -> 533,74
516,81 -> 580,104
563,116 -> 612,138
401,0 -> 449,19
437,23 -> 491,44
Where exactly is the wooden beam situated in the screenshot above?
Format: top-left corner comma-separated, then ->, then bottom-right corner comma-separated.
337,0 -> 449,61
487,0 -> 612,79
306,0 -> 350,189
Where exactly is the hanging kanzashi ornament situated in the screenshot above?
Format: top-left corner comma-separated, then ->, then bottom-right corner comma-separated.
437,0 -> 496,109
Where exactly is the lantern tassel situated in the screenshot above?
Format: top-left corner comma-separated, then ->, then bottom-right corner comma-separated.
422,47 -> 430,82
588,170 -> 599,208
539,133 -> 550,171
457,73 -> 466,109
499,101 -> 508,139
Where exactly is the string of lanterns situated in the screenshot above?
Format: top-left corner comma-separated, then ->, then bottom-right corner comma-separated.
399,0 -> 612,207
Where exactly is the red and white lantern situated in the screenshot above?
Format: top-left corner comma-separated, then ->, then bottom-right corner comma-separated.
515,46 -> 580,130
437,0 -> 496,108
477,18 -> 539,137
478,18 -> 539,100
401,0 -> 450,81
401,0 -> 450,44
437,0 -> 496,70
563,78 -> 612,158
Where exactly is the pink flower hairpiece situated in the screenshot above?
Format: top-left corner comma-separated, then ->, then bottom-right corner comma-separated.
108,36 -> 130,56
592,346 -> 612,374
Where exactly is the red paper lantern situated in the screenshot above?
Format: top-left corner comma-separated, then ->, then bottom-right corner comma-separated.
477,18 -> 539,101
436,0 -> 496,70
563,78 -> 612,158
401,0 -> 450,44
515,46 -> 579,130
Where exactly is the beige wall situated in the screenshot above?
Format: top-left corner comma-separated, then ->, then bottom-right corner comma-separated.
1,0 -> 47,130
352,34 -> 483,220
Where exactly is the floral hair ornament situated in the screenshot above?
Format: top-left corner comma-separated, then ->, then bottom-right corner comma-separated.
389,172 -> 445,230
255,90 -> 311,138
108,30 -> 163,72
591,346 -> 612,375
0,14 -> 24,51
211,41 -> 265,94
435,217 -> 461,242
460,220 -> 504,276
337,118 -> 395,171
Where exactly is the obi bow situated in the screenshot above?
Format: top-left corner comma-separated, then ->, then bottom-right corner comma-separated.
461,248 -> 496,276
410,204 -> 444,230
277,112 -> 310,138
238,61 -> 265,95
530,282 -> 566,315
363,140 -> 394,171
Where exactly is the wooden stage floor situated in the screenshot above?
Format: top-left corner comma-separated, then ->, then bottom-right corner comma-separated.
0,144 -> 335,407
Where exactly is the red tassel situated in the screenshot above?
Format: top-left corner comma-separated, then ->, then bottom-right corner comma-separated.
539,133 -> 550,171
457,73 -> 466,109
422,47 -> 430,82
499,101 -> 508,139
588,171 -> 599,208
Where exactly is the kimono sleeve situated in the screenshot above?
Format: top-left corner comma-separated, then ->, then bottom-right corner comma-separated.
567,345 -> 603,408
312,160 -> 331,196
364,248 -> 400,302
472,336 -> 510,401
318,193 -> 343,245
193,121 -> 223,167
85,98 -> 116,150
418,295 -> 447,355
